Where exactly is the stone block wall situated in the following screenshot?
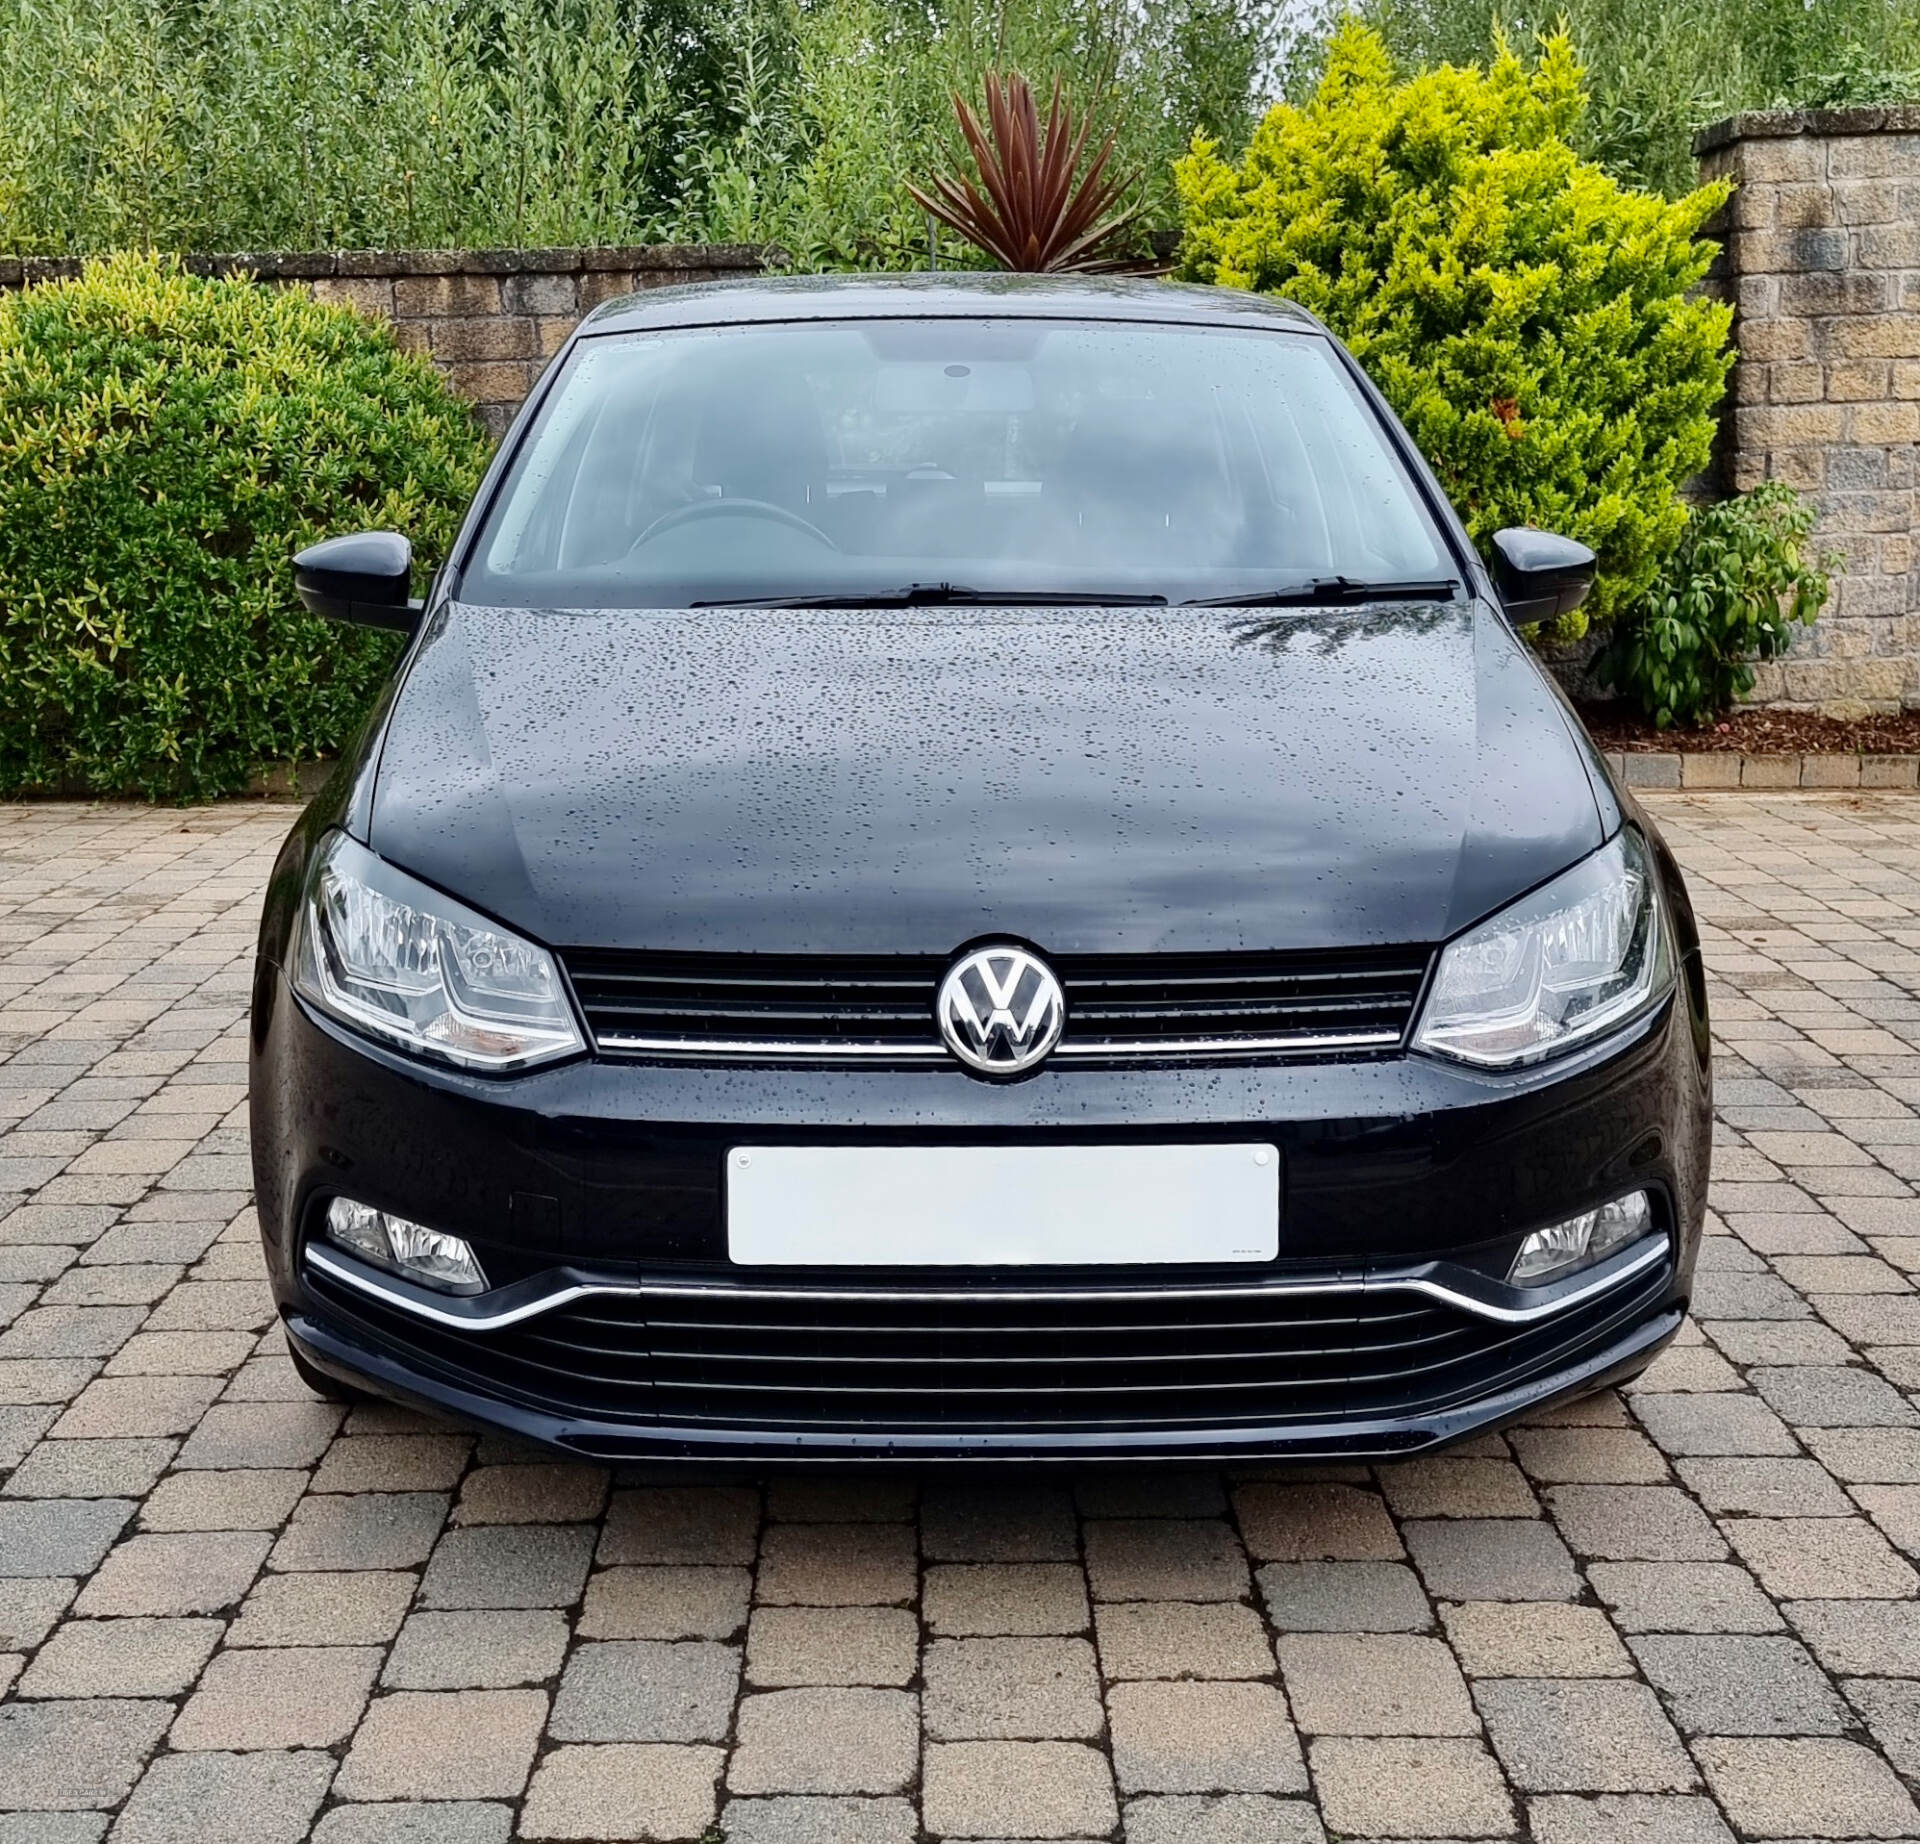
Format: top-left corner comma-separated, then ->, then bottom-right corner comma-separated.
1697,109 -> 1920,713
0,244 -> 775,439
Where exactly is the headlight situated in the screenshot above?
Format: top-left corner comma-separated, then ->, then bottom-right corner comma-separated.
324,1198 -> 488,1294
1509,1191 -> 1656,1285
1414,829 -> 1672,1068
292,832 -> 583,1072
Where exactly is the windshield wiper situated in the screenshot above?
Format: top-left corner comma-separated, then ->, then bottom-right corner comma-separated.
1185,576 -> 1463,608
693,583 -> 1169,609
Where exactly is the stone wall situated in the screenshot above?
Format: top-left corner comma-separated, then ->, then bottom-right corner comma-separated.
0,244 -> 776,439
1697,109 -> 1920,713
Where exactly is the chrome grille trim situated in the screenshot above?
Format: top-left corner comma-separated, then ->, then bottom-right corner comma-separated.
589,1026 -> 1403,1060
304,1234 -> 1669,1335
1052,1029 -> 1402,1058
593,1035 -> 949,1060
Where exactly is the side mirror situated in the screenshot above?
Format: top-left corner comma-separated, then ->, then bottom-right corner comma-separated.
294,531 -> 421,634
1489,528 -> 1596,625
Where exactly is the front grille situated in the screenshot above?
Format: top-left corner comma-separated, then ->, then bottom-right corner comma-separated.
1057,951 -> 1428,1055
564,952 -> 942,1057
562,946 -> 1431,1064
306,1255 -> 1671,1440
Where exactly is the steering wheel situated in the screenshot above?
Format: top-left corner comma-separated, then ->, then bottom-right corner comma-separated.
631,496 -> 838,553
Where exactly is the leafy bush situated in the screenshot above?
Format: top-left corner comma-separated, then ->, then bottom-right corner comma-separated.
0,0 -> 1275,266
1356,0 -> 1920,198
1599,483 -> 1834,729
1783,45 -> 1920,110
1176,22 -> 1733,637
0,254 -> 492,798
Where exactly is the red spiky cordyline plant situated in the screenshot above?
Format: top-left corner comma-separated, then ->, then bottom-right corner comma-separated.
905,69 -> 1151,274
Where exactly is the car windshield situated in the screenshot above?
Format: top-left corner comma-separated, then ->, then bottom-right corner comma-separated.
461,316 -> 1454,608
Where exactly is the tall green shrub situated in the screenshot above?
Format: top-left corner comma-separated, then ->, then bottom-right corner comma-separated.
1176,21 -> 1733,636
0,254 -> 491,798
0,0 -> 1275,264
1356,0 -> 1920,198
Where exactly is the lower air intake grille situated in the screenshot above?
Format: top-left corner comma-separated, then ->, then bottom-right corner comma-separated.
562,947 -> 1431,1064
307,1256 -> 1671,1439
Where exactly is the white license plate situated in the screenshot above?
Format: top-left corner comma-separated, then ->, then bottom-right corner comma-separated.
725,1143 -> 1279,1266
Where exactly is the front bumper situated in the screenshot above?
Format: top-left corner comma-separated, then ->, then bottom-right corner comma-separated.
253,960 -> 1708,1462
288,1239 -> 1682,1461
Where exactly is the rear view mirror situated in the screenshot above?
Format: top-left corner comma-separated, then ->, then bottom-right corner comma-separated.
1489,528 -> 1596,625
294,531 -> 421,634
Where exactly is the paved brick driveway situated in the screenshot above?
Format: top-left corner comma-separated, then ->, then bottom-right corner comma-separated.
8,794 -> 1920,1842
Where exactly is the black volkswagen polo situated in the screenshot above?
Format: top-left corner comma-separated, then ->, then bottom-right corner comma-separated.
249,274 -> 1710,1461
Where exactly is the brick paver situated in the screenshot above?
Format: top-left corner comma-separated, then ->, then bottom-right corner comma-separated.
10,793 -> 1920,1836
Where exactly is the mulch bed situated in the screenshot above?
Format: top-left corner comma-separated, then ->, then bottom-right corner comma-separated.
1577,703 -> 1920,755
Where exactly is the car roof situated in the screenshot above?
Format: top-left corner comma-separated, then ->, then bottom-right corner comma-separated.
578,271 -> 1324,337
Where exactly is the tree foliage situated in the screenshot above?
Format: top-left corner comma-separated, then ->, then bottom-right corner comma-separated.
1177,20 -> 1733,635
0,254 -> 491,797
0,0 -> 1276,267
1353,0 -> 1920,198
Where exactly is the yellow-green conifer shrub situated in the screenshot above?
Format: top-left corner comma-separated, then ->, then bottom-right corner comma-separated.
1176,22 -> 1733,637
0,254 -> 492,797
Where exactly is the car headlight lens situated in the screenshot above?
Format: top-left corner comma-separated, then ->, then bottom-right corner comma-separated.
1414,829 -> 1672,1068
293,831 -> 583,1071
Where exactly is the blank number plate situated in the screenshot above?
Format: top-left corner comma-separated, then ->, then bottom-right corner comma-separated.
726,1142 -> 1279,1266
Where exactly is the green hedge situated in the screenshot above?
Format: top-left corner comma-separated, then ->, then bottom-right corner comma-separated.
0,254 -> 492,799
1176,22 -> 1734,638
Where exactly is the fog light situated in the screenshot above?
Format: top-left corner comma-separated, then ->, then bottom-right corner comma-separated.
325,1198 -> 487,1294
1509,1191 -> 1653,1286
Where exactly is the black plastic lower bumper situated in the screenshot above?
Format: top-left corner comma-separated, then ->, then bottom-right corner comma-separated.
285,1289 -> 1683,1462
282,1220 -> 1687,1463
